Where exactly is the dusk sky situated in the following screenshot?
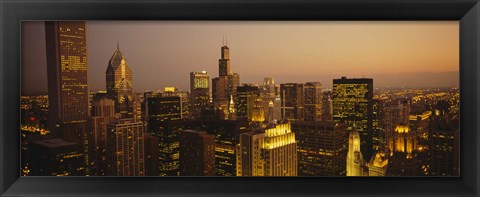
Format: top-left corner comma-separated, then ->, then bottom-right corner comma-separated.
21,21 -> 459,94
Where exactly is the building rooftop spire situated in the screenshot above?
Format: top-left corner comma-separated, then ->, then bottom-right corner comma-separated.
117,41 -> 119,50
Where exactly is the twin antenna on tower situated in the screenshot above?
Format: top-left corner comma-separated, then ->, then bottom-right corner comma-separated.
222,35 -> 228,46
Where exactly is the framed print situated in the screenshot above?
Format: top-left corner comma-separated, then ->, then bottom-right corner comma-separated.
1,0 -> 479,196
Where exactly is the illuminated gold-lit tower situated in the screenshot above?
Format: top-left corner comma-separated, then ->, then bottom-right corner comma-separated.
368,151 -> 388,176
106,43 -> 134,119
236,123 -> 297,176
45,21 -> 89,144
387,125 -> 417,176
346,129 -> 366,176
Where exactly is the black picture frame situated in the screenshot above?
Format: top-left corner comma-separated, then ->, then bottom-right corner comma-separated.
1,0 -> 479,196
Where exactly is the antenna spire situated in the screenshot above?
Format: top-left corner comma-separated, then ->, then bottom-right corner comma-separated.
117,41 -> 119,50
222,34 -> 225,46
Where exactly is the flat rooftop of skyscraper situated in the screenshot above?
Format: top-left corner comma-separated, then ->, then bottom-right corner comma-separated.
30,138 -> 77,148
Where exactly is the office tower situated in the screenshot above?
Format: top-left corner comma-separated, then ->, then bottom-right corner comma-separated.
430,103 -> 459,176
260,77 -> 281,122
87,97 -> 116,176
212,43 -> 240,120
387,125 -> 417,176
409,110 -> 432,175
372,99 -> 384,150
346,130 -> 366,176
332,77 -> 374,160
144,133 -> 160,176
236,84 -> 264,122
28,138 -> 85,176
133,92 -> 143,121
45,21 -> 89,146
280,83 -> 304,121
292,121 -> 347,176
322,91 -> 333,121
179,130 -> 216,176
304,82 -> 323,122
106,43 -> 134,119
190,71 -> 210,118
106,119 -> 145,176
368,151 -> 388,176
145,88 -> 189,123
237,123 -> 297,176
384,98 -> 410,152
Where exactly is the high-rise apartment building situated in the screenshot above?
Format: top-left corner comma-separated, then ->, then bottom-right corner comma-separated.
333,77 -> 374,160
237,123 -> 297,176
106,119 -> 145,176
87,97 -> 116,176
106,43 -> 134,119
179,130 -> 216,176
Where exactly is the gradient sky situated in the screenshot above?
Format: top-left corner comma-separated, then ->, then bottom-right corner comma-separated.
21,21 -> 459,94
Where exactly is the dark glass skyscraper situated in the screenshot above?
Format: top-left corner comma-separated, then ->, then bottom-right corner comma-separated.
332,77 -> 374,160
304,82 -> 323,122
106,43 -> 134,119
280,83 -> 304,122
179,130 -> 216,176
190,71 -> 210,118
45,21 -> 89,144
212,43 -> 240,120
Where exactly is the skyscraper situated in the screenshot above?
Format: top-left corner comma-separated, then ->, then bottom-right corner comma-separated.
260,77 -> 281,122
280,83 -> 304,122
237,123 -> 297,176
332,77 -> 374,160
384,98 -> 410,152
106,119 -> 145,176
45,21 -> 89,145
106,43 -> 134,119
304,82 -> 323,122
28,138 -> 85,176
322,91 -> 333,121
212,42 -> 240,120
145,88 -> 189,123
387,125 -> 417,176
346,130 -> 366,176
87,97 -> 116,176
236,84 -> 264,122
292,121 -> 347,176
179,130 -> 216,176
144,133 -> 160,176
190,71 -> 210,118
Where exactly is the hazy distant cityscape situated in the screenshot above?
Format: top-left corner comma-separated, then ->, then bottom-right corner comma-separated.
21,21 -> 459,177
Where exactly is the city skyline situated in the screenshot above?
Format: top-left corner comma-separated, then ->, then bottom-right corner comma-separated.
22,21 -> 458,94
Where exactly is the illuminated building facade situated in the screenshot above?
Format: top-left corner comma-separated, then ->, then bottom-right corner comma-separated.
236,84 -> 264,122
106,43 -> 134,119
237,123 -> 297,176
368,151 -> 388,176
304,82 -> 323,122
179,130 -> 216,176
260,77 -> 281,122
28,138 -> 85,176
212,43 -> 240,120
280,83 -> 304,122
45,21 -> 89,145
106,119 -> 145,176
384,99 -> 410,152
333,77 -> 373,160
346,130 -> 366,176
87,97 -> 116,176
387,125 -> 417,176
292,121 -> 347,176
190,71 -> 210,118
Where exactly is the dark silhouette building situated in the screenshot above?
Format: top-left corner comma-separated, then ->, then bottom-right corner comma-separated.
179,130 -> 215,176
